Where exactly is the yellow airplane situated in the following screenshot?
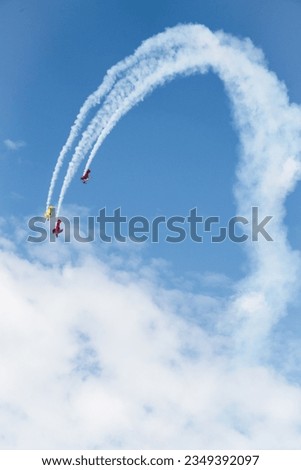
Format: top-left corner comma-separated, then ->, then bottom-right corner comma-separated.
44,205 -> 55,220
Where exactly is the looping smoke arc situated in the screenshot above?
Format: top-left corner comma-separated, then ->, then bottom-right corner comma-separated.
46,24 -> 301,354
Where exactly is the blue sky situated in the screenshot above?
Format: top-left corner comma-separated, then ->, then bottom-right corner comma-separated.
1,0 -> 301,279
1,0 -> 301,450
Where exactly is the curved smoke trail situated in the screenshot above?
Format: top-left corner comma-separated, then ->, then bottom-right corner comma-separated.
45,62 -> 130,209
54,25 -> 205,214
55,23 -> 301,354
46,26 -> 196,209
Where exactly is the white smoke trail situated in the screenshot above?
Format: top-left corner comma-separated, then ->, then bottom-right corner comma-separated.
56,25 -> 206,215
46,81 -> 108,210
56,24 -> 301,355
45,65 -> 128,210
46,26 -> 198,209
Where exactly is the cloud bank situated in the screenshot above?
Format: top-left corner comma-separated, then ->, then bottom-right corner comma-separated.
0,236 -> 301,449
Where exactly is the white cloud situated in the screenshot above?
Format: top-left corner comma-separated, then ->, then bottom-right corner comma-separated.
0,235 -> 301,449
3,139 -> 26,151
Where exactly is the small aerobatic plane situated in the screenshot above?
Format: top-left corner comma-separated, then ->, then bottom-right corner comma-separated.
52,219 -> 63,238
81,169 -> 91,184
44,205 -> 55,220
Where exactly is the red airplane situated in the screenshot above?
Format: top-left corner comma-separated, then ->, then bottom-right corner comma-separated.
81,169 -> 91,183
52,219 -> 63,238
